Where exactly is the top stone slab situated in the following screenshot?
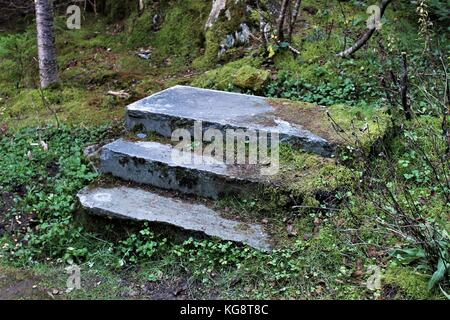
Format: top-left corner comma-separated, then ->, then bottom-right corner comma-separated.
126,86 -> 336,157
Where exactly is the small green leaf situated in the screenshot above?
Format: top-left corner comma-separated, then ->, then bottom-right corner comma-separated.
428,258 -> 446,290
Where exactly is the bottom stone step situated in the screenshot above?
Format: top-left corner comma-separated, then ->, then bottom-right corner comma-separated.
77,186 -> 272,251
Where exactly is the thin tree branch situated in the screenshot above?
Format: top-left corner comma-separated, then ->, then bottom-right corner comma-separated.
336,0 -> 392,58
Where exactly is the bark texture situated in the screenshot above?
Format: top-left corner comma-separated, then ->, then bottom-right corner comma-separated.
287,0 -> 301,41
400,52 -> 413,120
277,0 -> 290,41
205,0 -> 227,30
35,0 -> 59,88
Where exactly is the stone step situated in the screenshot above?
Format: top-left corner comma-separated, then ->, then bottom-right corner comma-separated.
77,186 -> 272,251
126,85 -> 336,157
100,139 -> 270,199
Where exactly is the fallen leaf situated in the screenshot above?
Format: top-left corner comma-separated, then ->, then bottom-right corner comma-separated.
286,224 -> 298,237
40,140 -> 48,152
0,123 -> 8,134
351,270 -> 364,278
367,246 -> 377,257
313,218 -> 321,226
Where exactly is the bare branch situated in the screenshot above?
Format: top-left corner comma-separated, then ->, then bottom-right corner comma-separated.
336,0 -> 392,58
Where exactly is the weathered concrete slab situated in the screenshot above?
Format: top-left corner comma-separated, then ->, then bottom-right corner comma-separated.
126,85 -> 335,157
100,139 -> 265,199
77,186 -> 272,251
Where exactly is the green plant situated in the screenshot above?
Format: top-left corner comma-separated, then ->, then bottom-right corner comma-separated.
116,224 -> 167,266
0,125 -> 110,264
0,29 -> 37,90
265,71 -> 360,106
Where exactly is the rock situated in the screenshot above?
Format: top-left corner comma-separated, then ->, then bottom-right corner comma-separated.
126,85 -> 335,157
136,133 -> 147,139
84,144 -> 101,158
99,139 -> 264,199
235,23 -> 251,44
77,186 -> 272,251
219,23 -> 252,56
223,34 -> 235,49
137,52 -> 151,60
136,47 -> 152,60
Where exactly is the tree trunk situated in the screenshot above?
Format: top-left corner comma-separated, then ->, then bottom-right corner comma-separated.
400,52 -> 413,120
336,0 -> 392,58
35,0 -> 58,88
277,0 -> 290,42
287,0 -> 302,41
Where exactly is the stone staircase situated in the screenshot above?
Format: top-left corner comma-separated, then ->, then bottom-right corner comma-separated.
77,86 -> 373,251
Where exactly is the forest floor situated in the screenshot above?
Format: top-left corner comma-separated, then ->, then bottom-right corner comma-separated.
0,262 -> 197,300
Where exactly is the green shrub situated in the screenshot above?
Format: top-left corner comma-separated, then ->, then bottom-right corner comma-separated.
0,29 -> 37,91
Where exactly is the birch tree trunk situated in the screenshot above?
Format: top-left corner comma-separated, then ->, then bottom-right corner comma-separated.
35,0 -> 58,88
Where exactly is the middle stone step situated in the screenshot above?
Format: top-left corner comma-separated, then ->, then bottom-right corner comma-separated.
100,139 -> 273,199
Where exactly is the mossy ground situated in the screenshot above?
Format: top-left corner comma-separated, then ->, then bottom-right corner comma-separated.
0,12 -> 202,130
1,0 -> 395,129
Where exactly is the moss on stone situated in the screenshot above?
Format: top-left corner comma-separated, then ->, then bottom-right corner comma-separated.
267,98 -> 392,156
192,56 -> 267,92
234,65 -> 269,91
276,144 -> 354,206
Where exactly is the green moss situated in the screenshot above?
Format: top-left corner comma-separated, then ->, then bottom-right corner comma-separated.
96,0 -> 137,22
267,99 -> 392,156
2,87 -> 122,129
214,144 -> 355,220
277,144 -> 355,202
126,11 -> 155,48
234,65 -> 269,91
150,0 -> 210,66
273,50 -> 303,74
192,56 -> 266,91
384,266 -> 438,300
